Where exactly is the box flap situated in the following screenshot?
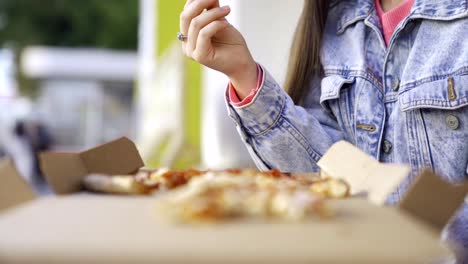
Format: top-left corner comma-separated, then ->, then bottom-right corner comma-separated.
80,137 -> 144,175
0,159 -> 36,212
400,170 -> 468,231
318,141 -> 468,230
40,137 -> 144,194
317,141 -> 410,205
40,153 -> 87,194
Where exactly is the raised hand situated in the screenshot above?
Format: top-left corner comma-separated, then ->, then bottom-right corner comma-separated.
180,0 -> 258,98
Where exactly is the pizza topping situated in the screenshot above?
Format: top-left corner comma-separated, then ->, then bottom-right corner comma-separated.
82,168 -> 350,213
155,172 -> 334,224
310,178 -> 350,199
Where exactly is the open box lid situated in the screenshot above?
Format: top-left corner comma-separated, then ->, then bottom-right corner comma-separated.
39,137 -> 144,194
317,141 -> 411,205
0,159 -> 36,212
317,141 -> 468,231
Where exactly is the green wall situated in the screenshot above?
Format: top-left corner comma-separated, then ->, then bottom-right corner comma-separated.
155,0 -> 201,168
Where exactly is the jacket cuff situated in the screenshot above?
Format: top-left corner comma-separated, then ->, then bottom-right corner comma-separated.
228,64 -> 263,107
225,65 -> 286,137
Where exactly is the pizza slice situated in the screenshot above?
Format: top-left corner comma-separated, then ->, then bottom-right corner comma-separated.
82,174 -> 148,195
81,169 -> 350,200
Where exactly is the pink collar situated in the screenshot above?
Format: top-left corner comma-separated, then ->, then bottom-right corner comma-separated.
375,0 -> 414,45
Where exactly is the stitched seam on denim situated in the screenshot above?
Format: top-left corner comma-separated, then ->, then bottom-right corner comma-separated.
321,80 -> 351,99
335,1 -> 468,35
251,94 -> 286,136
418,110 -> 435,174
281,118 -> 322,163
402,96 -> 468,104
415,109 -> 432,172
247,139 -> 272,171
400,96 -> 468,110
227,105 -> 242,124
325,69 -> 375,80
324,69 -> 384,92
410,10 -> 468,21
337,15 -> 369,34
336,2 -> 374,35
375,97 -> 386,161
411,0 -> 468,19
405,110 -> 420,201
366,66 -> 383,87
401,102 -> 468,112
335,89 -> 356,140
399,67 -> 468,92
227,105 -> 253,141
365,13 -> 388,52
385,93 -> 398,103
339,89 -> 352,136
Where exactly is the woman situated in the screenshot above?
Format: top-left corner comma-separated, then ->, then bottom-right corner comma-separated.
179,0 -> 468,261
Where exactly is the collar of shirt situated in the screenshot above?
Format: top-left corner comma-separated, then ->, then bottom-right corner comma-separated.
334,0 -> 468,34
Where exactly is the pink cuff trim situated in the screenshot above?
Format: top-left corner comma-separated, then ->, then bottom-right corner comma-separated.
228,64 -> 263,107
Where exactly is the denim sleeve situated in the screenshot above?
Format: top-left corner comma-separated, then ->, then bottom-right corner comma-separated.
226,66 -> 344,172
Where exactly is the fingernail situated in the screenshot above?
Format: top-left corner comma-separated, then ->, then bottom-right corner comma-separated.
221,5 -> 230,11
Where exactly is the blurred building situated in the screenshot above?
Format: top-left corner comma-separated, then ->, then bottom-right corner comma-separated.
21,46 -> 137,149
0,48 -> 35,183
0,1 -> 139,193
0,48 -> 17,98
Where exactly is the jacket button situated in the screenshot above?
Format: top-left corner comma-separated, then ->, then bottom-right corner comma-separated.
392,78 -> 400,92
446,115 -> 460,130
382,140 -> 393,154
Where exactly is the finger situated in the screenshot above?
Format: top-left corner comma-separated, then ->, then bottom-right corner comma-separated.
192,20 -> 230,62
186,6 -> 230,56
184,0 -> 219,9
181,0 -> 202,55
184,0 -> 196,9
180,0 -> 219,35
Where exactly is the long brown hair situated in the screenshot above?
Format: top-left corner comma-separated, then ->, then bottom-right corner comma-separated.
284,0 -> 329,105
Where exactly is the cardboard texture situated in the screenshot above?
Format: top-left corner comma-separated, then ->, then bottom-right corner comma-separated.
400,170 -> 468,231
317,141 -> 411,205
319,142 -> 468,229
0,159 -> 36,212
0,196 -> 450,264
40,137 -> 144,194
1,137 -> 467,263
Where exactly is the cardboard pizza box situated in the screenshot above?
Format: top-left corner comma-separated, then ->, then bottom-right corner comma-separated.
39,137 -> 144,194
0,137 -> 467,263
0,159 -> 36,212
318,142 -> 468,231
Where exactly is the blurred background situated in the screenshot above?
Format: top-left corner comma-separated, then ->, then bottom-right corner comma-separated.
0,0 -> 302,194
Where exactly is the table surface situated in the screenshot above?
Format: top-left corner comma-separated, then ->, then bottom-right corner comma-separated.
0,195 -> 451,264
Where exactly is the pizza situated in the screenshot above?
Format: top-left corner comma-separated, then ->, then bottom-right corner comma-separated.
81,169 -> 206,195
82,168 -> 349,223
82,174 -> 149,195
82,168 -> 349,198
154,171 -> 333,223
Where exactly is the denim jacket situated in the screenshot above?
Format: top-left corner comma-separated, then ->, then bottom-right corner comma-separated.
226,0 -> 468,259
